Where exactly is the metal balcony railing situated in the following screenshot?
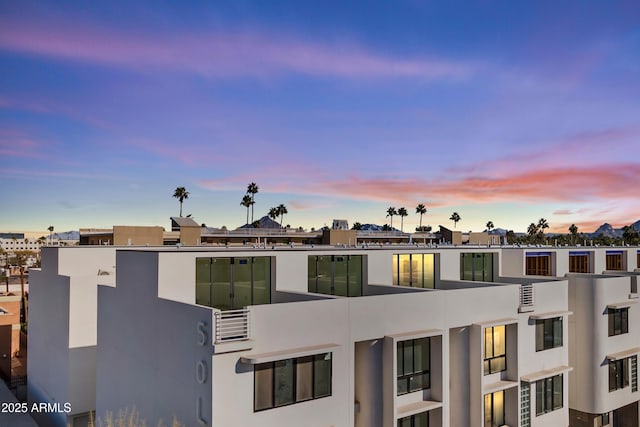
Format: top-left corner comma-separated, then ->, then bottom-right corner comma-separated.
214,309 -> 251,344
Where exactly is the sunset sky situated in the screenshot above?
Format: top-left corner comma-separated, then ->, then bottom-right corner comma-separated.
1,1 -> 639,234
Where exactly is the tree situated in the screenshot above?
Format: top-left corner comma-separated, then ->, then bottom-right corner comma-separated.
172,187 -> 189,217
416,204 -> 427,230
622,225 -> 640,245
277,204 -> 288,228
48,225 -> 54,245
486,221 -> 494,233
527,223 -> 539,243
537,218 -> 549,243
351,222 -> 363,230
569,224 -> 579,245
268,207 -> 279,221
247,182 -> 259,223
240,194 -> 252,225
450,212 -> 461,228
386,207 -> 397,230
397,207 -> 408,232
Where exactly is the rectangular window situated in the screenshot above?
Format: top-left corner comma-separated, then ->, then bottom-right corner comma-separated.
535,374 -> 563,415
254,353 -> 332,411
609,358 -> 629,392
599,413 -> 610,426
535,317 -> 563,351
569,252 -> 590,273
606,252 -> 624,271
608,308 -> 629,336
484,390 -> 505,427
397,411 -> 429,427
484,325 -> 506,375
397,338 -> 430,395
196,257 -> 271,310
460,253 -> 495,282
308,255 -> 364,296
526,253 -> 552,276
392,254 -> 435,288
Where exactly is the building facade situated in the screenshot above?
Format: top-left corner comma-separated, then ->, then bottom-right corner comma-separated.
27,244 -> 640,426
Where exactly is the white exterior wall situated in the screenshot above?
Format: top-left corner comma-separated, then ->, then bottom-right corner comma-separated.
28,247 -> 116,427
518,279 -> 571,427
568,274 -> 640,415
30,245 -> 640,427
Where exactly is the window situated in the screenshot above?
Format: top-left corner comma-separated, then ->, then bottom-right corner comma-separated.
608,308 -> 629,336
609,358 -> 629,392
392,254 -> 435,288
606,252 -> 624,271
308,255 -> 363,296
526,253 -> 551,276
484,325 -> 506,375
254,353 -> 332,411
536,317 -> 562,351
632,355 -> 638,392
397,338 -> 430,395
535,375 -> 563,415
397,411 -> 429,427
569,252 -> 590,273
484,390 -> 505,427
196,257 -> 271,310
599,413 -> 610,426
460,253 -> 495,282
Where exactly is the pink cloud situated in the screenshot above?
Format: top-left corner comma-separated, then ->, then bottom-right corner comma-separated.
0,129 -> 45,159
552,209 -> 574,215
0,17 -> 473,80
200,163 -> 640,207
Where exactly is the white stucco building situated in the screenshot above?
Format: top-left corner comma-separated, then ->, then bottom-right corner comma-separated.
27,244 -> 639,426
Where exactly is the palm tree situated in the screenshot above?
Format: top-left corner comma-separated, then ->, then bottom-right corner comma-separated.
247,182 -> 259,223
537,218 -> 549,242
240,195 -> 252,225
397,207 -> 408,232
48,225 -> 54,245
486,221 -> 495,233
527,223 -> 539,242
386,207 -> 397,230
450,212 -> 461,228
172,187 -> 189,217
569,224 -> 579,245
416,204 -> 427,230
277,204 -> 288,227
268,207 -> 279,222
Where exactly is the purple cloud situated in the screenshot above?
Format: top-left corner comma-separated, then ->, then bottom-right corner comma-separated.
0,16 -> 474,80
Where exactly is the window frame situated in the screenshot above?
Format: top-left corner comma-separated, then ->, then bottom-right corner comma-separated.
484,390 -> 505,427
525,253 -> 551,276
460,252 -> 495,282
484,325 -> 507,375
254,352 -> 332,412
535,317 -> 563,351
608,307 -> 629,336
535,374 -> 563,415
397,411 -> 430,427
609,358 -> 629,392
396,338 -> 431,396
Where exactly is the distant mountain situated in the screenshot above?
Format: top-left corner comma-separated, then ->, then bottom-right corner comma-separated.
237,216 -> 282,229
488,228 -> 508,236
588,220 -> 640,238
52,231 -> 80,240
